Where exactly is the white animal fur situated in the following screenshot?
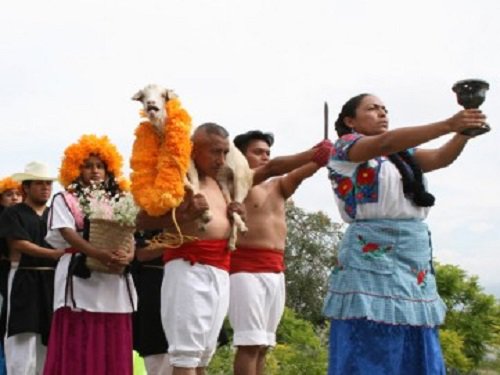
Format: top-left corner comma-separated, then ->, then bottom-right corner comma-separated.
217,143 -> 254,250
132,84 -> 211,228
132,84 -> 254,245
132,84 -> 177,136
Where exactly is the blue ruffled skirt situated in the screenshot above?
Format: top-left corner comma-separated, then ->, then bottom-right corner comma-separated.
324,219 -> 447,374
328,319 -> 446,375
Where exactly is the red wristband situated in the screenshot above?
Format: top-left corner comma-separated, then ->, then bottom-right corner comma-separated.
312,143 -> 333,166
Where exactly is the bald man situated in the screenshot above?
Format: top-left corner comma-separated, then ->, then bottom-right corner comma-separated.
137,123 -> 241,375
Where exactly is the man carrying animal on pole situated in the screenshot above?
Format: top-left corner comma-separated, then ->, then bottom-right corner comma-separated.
136,122 -> 245,375
228,131 -> 333,375
0,162 -> 64,374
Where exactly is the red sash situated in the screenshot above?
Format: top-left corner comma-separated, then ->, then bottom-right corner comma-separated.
162,239 -> 230,271
230,247 -> 285,274
64,247 -> 79,254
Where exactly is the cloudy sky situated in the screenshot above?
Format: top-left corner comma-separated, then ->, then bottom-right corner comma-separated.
1,0 -> 499,296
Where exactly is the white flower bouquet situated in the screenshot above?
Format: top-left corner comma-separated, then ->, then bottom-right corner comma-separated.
77,187 -> 139,226
76,186 -> 140,273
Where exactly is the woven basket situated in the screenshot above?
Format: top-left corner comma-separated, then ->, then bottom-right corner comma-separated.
86,218 -> 135,274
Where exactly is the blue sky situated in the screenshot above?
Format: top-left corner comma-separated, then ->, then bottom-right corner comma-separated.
1,0 -> 499,296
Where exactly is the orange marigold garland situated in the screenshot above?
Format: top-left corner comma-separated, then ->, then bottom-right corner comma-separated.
117,177 -> 131,192
59,134 -> 124,188
130,98 -> 192,216
0,177 -> 21,194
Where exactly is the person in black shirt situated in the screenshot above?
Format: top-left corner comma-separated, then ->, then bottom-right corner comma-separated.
0,162 -> 63,374
132,230 -> 172,375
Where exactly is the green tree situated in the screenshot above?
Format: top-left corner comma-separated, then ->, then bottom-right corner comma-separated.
284,202 -> 343,325
436,263 -> 500,370
267,308 -> 328,374
438,329 -> 472,373
206,345 -> 234,375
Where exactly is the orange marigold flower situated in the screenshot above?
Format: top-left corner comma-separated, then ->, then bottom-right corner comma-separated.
59,134 -> 124,188
118,177 -> 131,192
0,177 -> 21,194
130,98 -> 192,216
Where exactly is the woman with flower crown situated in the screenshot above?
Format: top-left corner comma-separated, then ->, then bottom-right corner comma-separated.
323,93 -> 486,375
0,177 -> 22,375
43,135 -> 137,375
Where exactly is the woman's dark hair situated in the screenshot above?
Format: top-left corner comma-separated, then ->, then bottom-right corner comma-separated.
336,93 -> 435,207
387,152 -> 435,207
335,93 -> 370,137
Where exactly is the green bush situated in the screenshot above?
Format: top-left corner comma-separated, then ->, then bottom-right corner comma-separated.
208,308 -> 328,374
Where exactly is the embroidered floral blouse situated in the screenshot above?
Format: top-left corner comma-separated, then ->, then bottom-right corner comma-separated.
328,133 -> 430,223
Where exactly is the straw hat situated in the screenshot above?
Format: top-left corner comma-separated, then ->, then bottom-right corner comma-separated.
11,161 -> 57,182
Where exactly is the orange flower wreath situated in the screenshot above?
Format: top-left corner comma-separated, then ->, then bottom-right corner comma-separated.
59,134 -> 128,190
130,98 -> 192,216
0,177 -> 21,194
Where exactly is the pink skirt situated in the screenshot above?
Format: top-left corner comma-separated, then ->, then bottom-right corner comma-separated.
43,307 -> 133,375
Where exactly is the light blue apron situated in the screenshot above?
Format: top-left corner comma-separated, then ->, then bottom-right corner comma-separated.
323,219 -> 446,326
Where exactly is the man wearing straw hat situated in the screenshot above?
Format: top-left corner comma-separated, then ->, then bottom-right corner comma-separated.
0,161 -> 64,374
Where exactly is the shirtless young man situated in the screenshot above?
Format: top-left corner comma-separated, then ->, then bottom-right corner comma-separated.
137,122 -> 242,375
229,131 -> 332,375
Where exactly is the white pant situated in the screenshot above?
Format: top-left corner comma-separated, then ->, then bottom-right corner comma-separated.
5,333 -> 46,375
229,272 -> 285,346
5,263 -> 46,375
144,353 -> 173,375
161,259 -> 229,368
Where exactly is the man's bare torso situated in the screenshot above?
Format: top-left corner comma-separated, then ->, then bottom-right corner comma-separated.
236,178 -> 286,251
181,177 -> 231,241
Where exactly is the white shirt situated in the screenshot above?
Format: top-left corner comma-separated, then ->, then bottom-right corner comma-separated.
329,157 -> 430,223
46,194 -> 137,313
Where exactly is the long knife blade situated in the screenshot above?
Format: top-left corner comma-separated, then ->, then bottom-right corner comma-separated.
324,101 -> 329,139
